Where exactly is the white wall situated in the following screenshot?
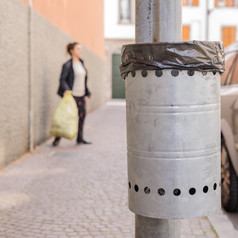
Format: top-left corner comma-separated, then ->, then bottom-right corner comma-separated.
209,8 -> 238,41
104,0 -> 238,43
182,0 -> 207,40
104,0 -> 135,39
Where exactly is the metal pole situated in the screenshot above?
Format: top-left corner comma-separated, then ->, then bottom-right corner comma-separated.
135,0 -> 182,237
152,0 -> 182,42
135,0 -> 153,43
136,216 -> 181,238
135,0 -> 182,43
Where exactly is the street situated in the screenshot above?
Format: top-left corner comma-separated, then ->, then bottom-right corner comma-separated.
0,100 -> 237,238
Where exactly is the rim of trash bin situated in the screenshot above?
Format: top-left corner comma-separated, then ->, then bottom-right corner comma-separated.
120,40 -> 225,79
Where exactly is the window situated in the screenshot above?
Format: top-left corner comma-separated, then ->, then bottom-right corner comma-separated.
119,0 -> 135,24
183,25 -> 190,41
215,0 -> 238,7
183,0 -> 199,6
222,26 -> 236,47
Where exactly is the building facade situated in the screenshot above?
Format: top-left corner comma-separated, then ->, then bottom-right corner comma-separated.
21,0 -> 105,58
105,0 -> 238,98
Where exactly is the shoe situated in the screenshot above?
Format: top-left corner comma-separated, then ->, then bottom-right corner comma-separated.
77,139 -> 92,145
52,137 -> 61,146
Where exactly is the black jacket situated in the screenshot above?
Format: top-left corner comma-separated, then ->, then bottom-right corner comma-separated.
57,58 -> 91,97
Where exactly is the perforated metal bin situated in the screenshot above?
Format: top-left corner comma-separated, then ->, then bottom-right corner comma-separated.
120,41 -> 225,219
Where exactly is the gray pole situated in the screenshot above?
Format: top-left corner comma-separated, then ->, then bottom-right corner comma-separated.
136,216 -> 181,238
152,0 -> 182,42
135,0 -> 153,43
135,0 -> 182,237
136,0 -> 182,43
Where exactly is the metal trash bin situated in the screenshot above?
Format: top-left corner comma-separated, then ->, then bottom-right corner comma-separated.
120,41 -> 225,219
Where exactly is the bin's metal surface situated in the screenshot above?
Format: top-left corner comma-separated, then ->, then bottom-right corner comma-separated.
126,69 -> 221,219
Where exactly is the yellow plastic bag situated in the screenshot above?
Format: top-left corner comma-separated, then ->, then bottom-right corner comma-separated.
51,92 -> 78,140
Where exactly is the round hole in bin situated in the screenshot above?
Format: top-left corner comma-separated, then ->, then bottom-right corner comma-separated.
155,70 -> 163,77
187,70 -> 194,76
131,71 -> 136,77
129,182 -> 131,189
158,188 -> 165,196
171,69 -> 179,77
134,185 -> 139,192
213,183 -> 217,190
144,187 -> 150,194
141,70 -> 148,77
202,71 -> 207,76
203,186 -> 209,193
189,188 -> 196,195
213,71 -> 217,75
173,188 -> 181,196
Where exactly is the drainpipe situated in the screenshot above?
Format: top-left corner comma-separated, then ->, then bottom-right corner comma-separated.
28,0 -> 34,152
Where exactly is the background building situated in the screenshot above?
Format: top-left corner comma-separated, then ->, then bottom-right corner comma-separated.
21,0 -> 105,58
0,0 -> 106,169
105,0 -> 238,99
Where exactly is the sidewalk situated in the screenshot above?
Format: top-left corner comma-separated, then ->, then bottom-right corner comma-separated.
0,100 -> 225,237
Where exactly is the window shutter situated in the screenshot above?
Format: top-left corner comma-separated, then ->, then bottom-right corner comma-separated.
183,25 -> 190,41
222,26 -> 236,47
192,0 -> 199,6
215,0 -> 234,7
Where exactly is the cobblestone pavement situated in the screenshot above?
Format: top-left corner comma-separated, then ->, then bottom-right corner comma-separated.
0,100 -> 218,238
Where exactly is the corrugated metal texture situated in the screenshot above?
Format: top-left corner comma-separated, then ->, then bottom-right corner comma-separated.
126,69 -> 221,219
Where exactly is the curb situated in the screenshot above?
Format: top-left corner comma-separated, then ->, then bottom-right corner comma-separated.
208,209 -> 238,238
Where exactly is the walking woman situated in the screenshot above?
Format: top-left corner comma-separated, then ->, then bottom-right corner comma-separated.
53,42 -> 91,146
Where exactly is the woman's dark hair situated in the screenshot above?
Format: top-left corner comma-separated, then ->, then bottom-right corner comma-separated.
66,42 -> 79,55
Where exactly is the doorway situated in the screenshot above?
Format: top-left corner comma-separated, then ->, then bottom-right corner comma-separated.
112,53 -> 125,99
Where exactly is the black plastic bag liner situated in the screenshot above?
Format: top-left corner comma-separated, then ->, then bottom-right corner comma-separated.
120,41 -> 225,79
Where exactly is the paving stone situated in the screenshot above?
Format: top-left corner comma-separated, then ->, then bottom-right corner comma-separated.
0,101 -> 218,237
